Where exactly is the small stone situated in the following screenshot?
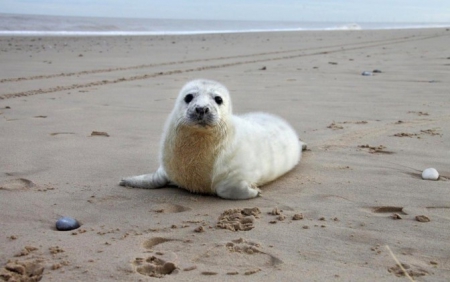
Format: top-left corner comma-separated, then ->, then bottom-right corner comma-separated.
415,215 -> 430,222
183,266 -> 197,271
90,131 -> 109,137
422,168 -> 439,180
361,71 -> 372,76
201,271 -> 217,276
56,216 -> 80,231
373,69 -> 382,73
227,271 -> 239,275
391,213 -> 402,220
292,214 -> 304,220
244,268 -> 261,275
194,226 -> 205,233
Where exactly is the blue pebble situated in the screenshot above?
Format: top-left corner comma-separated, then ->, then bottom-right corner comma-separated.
56,216 -> 80,231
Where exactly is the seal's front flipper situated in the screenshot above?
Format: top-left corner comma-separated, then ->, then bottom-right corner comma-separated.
120,166 -> 169,189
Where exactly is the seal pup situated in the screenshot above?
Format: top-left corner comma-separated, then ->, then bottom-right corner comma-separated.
120,79 -> 302,200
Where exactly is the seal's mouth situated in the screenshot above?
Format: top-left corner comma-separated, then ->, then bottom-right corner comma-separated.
191,116 -> 214,127
196,122 -> 210,128
187,109 -> 215,127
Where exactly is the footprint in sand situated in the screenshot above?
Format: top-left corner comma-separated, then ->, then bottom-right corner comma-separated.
0,178 -> 35,190
216,207 -> 261,231
194,238 -> 282,275
0,259 -> 44,281
388,263 -> 429,278
130,208 -> 279,277
130,238 -> 181,278
132,256 -> 176,278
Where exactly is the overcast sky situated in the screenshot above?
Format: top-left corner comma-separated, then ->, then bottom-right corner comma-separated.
1,0 -> 449,22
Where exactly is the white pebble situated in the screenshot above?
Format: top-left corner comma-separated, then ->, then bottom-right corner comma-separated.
422,168 -> 439,181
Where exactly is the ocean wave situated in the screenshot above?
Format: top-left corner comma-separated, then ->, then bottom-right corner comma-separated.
326,23 -> 362,30
0,14 -> 449,36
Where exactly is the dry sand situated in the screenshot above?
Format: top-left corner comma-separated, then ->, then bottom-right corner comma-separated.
1,28 -> 449,281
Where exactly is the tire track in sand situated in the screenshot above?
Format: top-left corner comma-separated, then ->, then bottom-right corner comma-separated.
0,33 -> 445,100
0,33 -> 440,84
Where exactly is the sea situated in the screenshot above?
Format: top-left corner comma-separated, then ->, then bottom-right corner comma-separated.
1,13 -> 449,36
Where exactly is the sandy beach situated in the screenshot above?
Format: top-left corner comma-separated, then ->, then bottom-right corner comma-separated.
1,28 -> 449,281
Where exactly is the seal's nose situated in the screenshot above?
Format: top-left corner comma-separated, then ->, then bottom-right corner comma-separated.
195,106 -> 210,115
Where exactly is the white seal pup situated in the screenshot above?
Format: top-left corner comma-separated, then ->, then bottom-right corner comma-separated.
120,79 -> 302,200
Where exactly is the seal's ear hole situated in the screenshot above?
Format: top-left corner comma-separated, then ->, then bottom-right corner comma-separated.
184,94 -> 194,104
214,96 -> 223,105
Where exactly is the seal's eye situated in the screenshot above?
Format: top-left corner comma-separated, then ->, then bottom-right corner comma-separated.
214,96 -> 223,105
184,94 -> 194,104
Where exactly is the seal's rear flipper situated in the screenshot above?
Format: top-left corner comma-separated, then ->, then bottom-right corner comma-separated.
300,141 -> 307,151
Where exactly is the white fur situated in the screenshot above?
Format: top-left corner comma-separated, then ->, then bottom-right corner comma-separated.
120,79 -> 301,200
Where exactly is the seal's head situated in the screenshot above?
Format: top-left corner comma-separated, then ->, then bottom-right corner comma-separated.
173,79 -> 232,129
